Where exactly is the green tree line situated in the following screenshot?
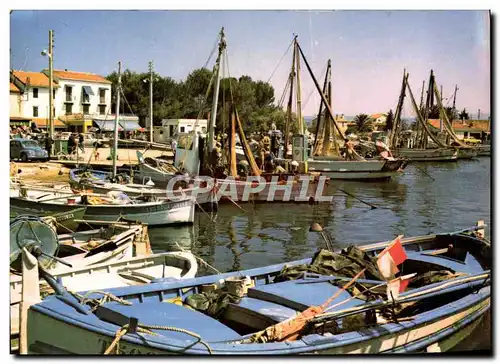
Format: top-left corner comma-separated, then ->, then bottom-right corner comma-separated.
106,68 -> 299,135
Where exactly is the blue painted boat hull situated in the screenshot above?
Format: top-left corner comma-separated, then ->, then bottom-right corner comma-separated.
26,228 -> 491,355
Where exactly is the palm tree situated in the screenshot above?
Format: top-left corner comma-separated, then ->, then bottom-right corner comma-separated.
459,108 -> 470,121
354,114 -> 372,133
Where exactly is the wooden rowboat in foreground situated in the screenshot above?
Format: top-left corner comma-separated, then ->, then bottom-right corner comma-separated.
25,222 -> 489,354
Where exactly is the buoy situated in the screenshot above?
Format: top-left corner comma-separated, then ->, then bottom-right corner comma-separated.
309,222 -> 323,232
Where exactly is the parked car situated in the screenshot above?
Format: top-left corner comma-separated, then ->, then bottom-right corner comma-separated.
10,138 -> 49,162
83,133 -> 111,148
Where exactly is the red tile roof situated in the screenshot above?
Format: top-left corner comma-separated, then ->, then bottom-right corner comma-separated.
428,119 -> 489,132
12,71 -> 59,88
51,69 -> 111,84
370,113 -> 386,119
10,83 -> 20,92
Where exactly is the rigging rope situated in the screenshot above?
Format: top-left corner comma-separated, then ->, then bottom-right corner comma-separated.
120,88 -> 136,117
302,62 -> 328,110
266,38 -> 295,84
203,33 -> 222,70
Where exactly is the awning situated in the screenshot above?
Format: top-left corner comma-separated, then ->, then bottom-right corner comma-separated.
119,120 -> 142,131
82,85 -> 95,96
33,118 -> 67,128
94,119 -> 119,132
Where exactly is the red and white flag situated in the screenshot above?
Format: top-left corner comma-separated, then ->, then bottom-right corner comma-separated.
376,235 -> 407,279
386,273 -> 417,301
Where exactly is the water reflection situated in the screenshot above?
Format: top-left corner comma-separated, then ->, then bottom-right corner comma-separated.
149,157 -> 490,269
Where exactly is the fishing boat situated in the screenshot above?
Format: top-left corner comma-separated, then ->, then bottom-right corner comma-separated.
26,222 -> 490,354
392,148 -> 458,162
10,187 -> 195,227
68,167 -> 213,206
284,38 -> 407,180
169,29 -> 329,203
390,70 -> 479,162
9,205 -> 86,234
456,147 -> 479,160
476,144 -> 491,157
10,216 -> 196,352
64,62 -> 210,210
307,158 -> 406,181
386,70 -> 460,163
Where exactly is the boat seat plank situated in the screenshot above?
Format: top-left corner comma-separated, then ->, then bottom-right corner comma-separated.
223,296 -> 299,329
102,301 -> 242,342
406,252 -> 480,274
247,280 -> 365,312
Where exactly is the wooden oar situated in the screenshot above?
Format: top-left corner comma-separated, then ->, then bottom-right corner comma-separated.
248,268 -> 366,343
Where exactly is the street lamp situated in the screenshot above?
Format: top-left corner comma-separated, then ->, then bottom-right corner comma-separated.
41,30 -> 54,156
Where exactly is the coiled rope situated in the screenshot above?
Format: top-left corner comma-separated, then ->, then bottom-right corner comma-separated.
104,323 -> 213,355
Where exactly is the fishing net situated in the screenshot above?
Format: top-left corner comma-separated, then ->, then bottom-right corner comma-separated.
184,288 -> 242,319
275,247 -> 386,283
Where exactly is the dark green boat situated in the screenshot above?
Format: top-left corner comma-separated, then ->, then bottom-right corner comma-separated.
9,206 -> 86,234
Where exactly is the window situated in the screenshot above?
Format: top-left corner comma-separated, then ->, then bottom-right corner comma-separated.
180,126 -> 185,133
65,103 -> 72,115
169,125 -> 174,136
53,90 -> 56,99
99,89 -> 106,104
83,104 -> 90,114
33,88 -> 38,98
65,86 -> 72,102
33,106 -> 39,117
99,105 -> 106,115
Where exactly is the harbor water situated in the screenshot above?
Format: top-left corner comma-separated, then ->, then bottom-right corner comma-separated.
148,157 -> 491,351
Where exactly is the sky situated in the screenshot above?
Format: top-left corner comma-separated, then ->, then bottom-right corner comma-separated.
9,10 -> 491,118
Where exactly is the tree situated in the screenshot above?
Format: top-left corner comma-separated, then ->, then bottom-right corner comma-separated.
385,109 -> 394,131
105,66 -> 280,135
459,108 -> 470,121
354,114 -> 372,133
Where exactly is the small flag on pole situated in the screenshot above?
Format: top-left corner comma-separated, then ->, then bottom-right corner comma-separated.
386,273 -> 417,301
376,235 -> 407,279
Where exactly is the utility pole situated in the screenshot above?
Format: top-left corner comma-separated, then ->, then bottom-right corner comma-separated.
112,61 -> 122,180
148,61 -> 154,143
48,30 -> 54,145
208,27 -> 225,152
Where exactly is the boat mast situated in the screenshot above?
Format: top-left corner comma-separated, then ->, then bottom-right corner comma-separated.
295,41 -> 347,142
452,84 -> 458,118
313,59 -> 330,155
208,27 -> 226,152
284,37 -> 296,155
294,38 -> 304,135
112,61 -> 121,180
389,69 -> 407,149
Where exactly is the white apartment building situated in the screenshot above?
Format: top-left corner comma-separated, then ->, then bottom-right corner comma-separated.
45,69 -> 112,133
10,70 -> 65,129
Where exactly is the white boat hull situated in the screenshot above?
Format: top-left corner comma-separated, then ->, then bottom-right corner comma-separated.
10,251 -> 198,338
307,159 -> 406,180
393,148 -> 458,162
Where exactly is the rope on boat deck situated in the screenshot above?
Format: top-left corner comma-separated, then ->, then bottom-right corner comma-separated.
76,290 -> 132,311
104,323 -> 213,355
